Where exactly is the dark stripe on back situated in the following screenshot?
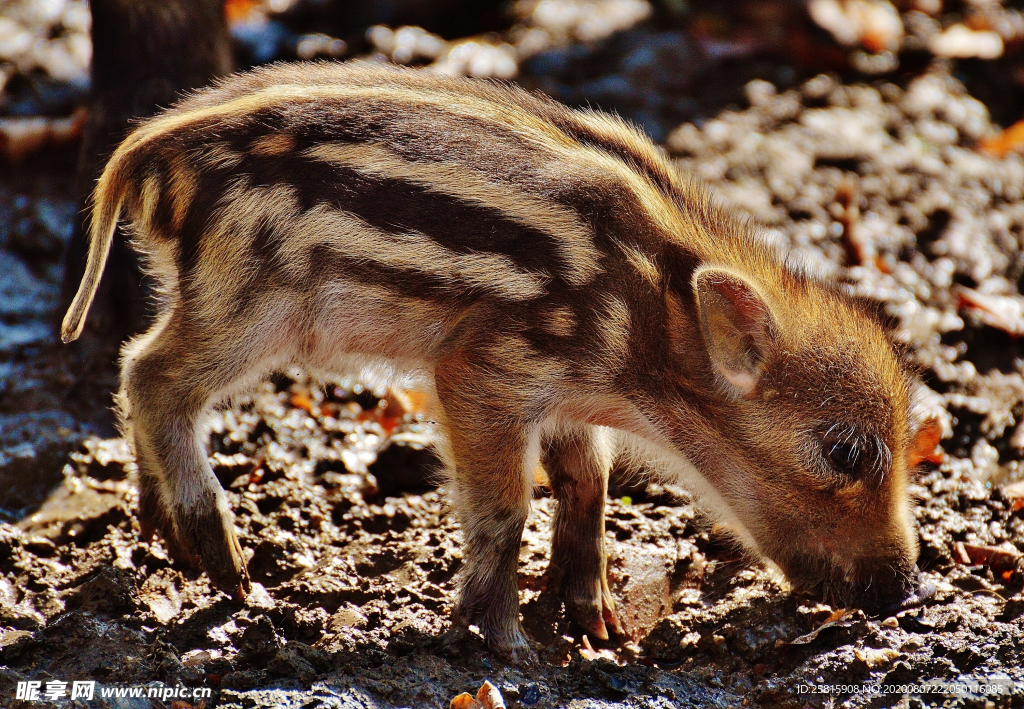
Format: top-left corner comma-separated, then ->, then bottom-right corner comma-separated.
235,149 -> 572,286
149,160 -> 178,238
145,73 -> 684,306
175,166 -> 234,292
306,242 -> 482,304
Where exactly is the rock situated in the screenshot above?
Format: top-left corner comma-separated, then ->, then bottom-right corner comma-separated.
367,24 -> 446,64
238,616 -> 282,665
854,646 -> 900,668
519,0 -> 651,44
0,251 -> 55,321
246,582 -> 277,611
65,566 -> 139,616
432,39 -> 519,79
929,24 -> 1003,59
0,629 -> 33,649
265,641 -> 323,684
330,606 -> 368,631
141,571 -> 183,624
609,542 -> 673,641
0,411 -> 83,521
7,198 -> 75,257
808,0 -> 903,52
368,432 -> 441,497
294,32 -> 347,60
17,443 -> 130,543
247,539 -> 302,586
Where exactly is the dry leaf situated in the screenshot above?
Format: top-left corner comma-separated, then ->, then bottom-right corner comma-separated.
957,543 -> 1023,574
476,680 -> 506,709
450,681 -> 505,709
808,0 -> 903,52
778,609 -> 860,646
909,416 -> 945,467
224,0 -> 260,23
956,287 -> 1024,336
450,693 -> 480,709
836,180 -> 873,268
289,392 -> 316,415
1001,480 -> 1024,501
825,607 -> 850,623
1003,478 -> 1024,512
379,386 -> 430,433
381,388 -> 412,420
952,541 -> 973,565
979,120 -> 1024,159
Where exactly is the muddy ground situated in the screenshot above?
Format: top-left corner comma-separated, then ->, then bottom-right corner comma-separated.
3,2 -> 1024,708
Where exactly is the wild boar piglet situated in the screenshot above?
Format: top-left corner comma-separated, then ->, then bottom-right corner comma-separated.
63,62 -> 932,662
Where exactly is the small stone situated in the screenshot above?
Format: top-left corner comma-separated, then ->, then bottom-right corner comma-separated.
245,582 -> 276,610
330,606 -> 368,630
855,646 -> 900,668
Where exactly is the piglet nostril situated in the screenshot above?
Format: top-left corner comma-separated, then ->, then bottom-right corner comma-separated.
876,565 -> 933,616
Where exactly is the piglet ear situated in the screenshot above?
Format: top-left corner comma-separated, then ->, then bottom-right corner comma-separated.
694,267 -> 776,397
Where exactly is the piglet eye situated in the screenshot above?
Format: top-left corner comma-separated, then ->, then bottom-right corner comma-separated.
826,440 -> 861,473
822,427 -> 866,476
819,426 -> 891,485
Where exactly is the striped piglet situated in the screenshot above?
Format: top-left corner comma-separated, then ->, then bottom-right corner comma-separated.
63,62 -> 930,661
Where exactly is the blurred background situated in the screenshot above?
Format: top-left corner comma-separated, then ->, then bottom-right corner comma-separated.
3,0 -> 1024,140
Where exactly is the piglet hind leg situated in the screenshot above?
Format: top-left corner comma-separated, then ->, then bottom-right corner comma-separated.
435,348 -> 541,664
120,313 -> 250,599
544,424 -> 622,640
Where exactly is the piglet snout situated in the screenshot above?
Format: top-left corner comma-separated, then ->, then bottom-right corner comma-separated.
820,561 -> 930,615
877,566 -> 935,615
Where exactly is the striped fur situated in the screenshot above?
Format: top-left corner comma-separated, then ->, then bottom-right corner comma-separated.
63,62 -> 925,661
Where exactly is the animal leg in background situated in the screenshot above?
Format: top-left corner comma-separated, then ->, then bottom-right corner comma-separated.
544,424 -> 622,640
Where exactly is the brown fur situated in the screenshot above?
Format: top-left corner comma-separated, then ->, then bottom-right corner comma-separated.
62,62 -> 926,662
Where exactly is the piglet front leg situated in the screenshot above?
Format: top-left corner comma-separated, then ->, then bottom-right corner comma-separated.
435,338 -> 548,664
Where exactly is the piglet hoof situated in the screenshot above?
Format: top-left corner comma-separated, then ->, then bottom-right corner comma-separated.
138,484 -> 201,569
453,607 -> 538,666
568,598 -> 603,639
488,626 -> 538,666
174,498 -> 251,600
563,583 -> 623,641
603,597 -> 624,638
